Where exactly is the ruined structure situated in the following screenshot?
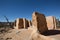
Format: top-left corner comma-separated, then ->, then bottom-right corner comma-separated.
56,19 -> 60,28
14,18 -> 24,29
28,20 -> 32,27
32,12 -> 48,33
14,18 -> 31,29
13,12 -> 57,33
14,20 -> 16,27
46,16 -> 56,30
23,18 -> 31,29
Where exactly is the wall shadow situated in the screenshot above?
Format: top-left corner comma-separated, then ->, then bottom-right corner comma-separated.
41,30 -> 60,36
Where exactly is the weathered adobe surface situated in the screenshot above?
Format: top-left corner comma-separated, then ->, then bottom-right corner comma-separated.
32,12 -> 48,33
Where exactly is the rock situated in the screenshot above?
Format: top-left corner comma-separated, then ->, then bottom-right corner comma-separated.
6,37 -> 12,40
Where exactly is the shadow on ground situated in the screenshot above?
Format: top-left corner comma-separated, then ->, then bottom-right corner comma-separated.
41,30 -> 60,36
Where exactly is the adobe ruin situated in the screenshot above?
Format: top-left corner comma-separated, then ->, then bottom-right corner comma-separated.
46,16 -> 57,30
14,18 -> 32,29
32,12 -> 48,33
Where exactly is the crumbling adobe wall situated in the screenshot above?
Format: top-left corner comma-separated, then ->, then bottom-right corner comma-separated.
23,18 -> 29,29
15,18 -> 24,29
14,18 -> 31,29
46,16 -> 56,30
28,20 -> 32,27
32,12 -> 48,33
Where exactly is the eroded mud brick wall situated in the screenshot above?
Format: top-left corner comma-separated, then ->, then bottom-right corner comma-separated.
23,18 -> 29,29
46,16 -> 56,30
14,18 -> 31,29
28,20 -> 32,27
16,18 -> 24,29
32,12 -> 48,33
14,20 -> 16,27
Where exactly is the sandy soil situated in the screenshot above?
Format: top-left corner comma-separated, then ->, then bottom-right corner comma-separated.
0,28 -> 58,40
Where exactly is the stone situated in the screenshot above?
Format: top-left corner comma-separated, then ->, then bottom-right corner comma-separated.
32,12 -> 48,33
46,16 -> 56,30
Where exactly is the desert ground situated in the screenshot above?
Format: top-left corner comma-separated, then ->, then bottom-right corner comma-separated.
0,27 -> 60,40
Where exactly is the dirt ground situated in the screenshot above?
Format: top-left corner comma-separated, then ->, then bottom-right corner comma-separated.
0,28 -> 60,40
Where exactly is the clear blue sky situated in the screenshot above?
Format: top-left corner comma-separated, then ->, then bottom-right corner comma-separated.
0,0 -> 60,22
